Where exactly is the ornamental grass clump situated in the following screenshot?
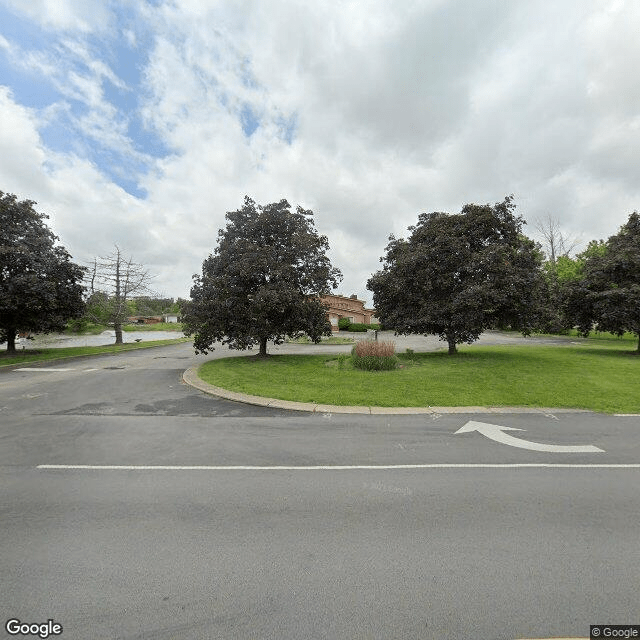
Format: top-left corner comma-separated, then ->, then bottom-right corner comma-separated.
351,340 -> 398,371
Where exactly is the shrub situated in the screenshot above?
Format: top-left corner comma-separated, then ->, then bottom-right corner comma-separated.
353,340 -> 396,357
351,340 -> 398,370
338,317 -> 351,330
66,317 -> 90,333
368,323 -> 381,330
347,323 -> 369,332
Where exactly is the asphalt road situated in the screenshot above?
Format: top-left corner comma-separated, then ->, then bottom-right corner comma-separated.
1,338 -> 639,640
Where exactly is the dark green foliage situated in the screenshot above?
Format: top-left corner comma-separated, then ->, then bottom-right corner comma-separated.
539,241 -> 608,334
368,196 -> 546,354
566,213 -> 640,352
347,323 -> 369,332
183,196 -> 342,357
131,296 -> 175,315
0,191 -> 85,352
338,317 -> 351,330
173,298 -> 189,314
66,317 -> 91,333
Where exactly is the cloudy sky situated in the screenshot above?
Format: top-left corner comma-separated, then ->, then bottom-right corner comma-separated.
1,0 -> 639,302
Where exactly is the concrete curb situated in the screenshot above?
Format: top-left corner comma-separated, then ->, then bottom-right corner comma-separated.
182,365 -> 587,415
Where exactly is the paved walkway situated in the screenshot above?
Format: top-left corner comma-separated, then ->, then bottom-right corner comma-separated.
182,330 -> 588,415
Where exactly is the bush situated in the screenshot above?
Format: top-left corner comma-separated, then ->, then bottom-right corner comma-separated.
66,317 -> 90,333
338,317 -> 351,330
347,323 -> 369,332
351,340 -> 398,370
353,340 -> 396,357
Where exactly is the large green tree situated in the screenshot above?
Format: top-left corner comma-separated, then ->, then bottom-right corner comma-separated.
567,212 -> 640,352
0,191 -> 85,352
183,197 -> 342,357
367,197 -> 546,354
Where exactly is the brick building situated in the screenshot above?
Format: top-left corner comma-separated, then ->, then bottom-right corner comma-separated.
321,294 -> 378,331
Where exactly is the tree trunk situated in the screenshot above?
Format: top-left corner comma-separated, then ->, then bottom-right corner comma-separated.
446,335 -> 457,355
637,333 -> 640,354
6,330 -> 16,353
259,337 -> 268,357
114,249 -> 123,345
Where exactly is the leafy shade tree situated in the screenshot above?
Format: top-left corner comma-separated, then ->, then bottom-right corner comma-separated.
183,197 -> 342,357
86,246 -> 154,344
0,191 -> 85,353
567,213 -> 640,352
368,197 -> 546,354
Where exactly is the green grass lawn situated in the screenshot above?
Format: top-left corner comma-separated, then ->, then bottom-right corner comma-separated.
0,338 -> 191,366
198,341 -> 640,413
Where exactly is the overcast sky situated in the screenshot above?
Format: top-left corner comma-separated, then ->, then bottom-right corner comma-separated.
1,0 -> 639,302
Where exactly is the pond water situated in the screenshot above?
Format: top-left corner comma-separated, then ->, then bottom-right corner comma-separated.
5,330 -> 186,349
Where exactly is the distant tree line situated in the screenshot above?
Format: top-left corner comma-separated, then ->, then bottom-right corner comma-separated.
0,191 -> 186,352
368,198 -> 640,353
2,189 -> 640,354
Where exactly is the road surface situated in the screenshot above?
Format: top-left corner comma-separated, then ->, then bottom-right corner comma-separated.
1,339 -> 638,639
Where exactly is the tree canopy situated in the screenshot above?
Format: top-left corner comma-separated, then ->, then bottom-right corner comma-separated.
367,196 -> 546,354
0,191 -> 85,352
183,196 -> 342,357
566,212 -> 640,352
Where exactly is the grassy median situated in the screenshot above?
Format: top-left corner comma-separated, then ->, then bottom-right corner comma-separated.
198,340 -> 640,413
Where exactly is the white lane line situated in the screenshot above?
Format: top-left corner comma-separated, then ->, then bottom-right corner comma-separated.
15,368 -> 75,372
37,464 -> 640,471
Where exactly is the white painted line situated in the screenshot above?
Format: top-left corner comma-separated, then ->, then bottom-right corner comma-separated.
15,368 -> 75,372
614,414 -> 640,417
37,464 -> 640,471
83,368 -> 99,372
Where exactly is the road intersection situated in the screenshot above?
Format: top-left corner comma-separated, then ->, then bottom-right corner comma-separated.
1,338 -> 639,639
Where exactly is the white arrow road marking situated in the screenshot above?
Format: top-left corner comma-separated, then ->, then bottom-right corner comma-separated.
455,420 -> 605,453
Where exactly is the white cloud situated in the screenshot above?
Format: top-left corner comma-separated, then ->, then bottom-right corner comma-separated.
0,87 -> 154,267
2,0 -> 640,301
1,0 -> 113,32
0,87 -> 49,195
